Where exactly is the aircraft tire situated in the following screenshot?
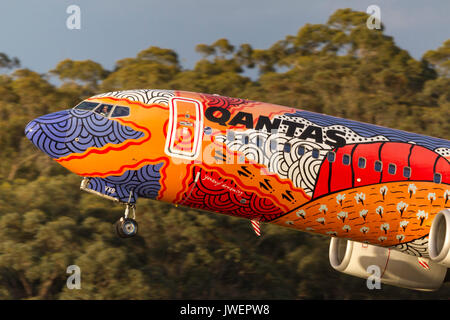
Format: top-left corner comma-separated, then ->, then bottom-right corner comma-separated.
115,218 -> 138,238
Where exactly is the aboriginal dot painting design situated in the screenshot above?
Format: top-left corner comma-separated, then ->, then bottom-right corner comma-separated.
87,163 -> 165,203
24,89 -> 450,259
25,109 -> 145,159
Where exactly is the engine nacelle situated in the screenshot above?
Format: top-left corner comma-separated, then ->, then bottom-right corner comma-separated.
329,237 -> 447,291
429,209 -> 450,268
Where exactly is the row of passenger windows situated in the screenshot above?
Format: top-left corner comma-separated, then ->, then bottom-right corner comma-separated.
329,152 -> 443,184
74,101 -> 130,118
230,134 -> 444,184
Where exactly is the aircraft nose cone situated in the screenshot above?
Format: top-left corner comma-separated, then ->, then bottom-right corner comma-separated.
25,119 -> 39,139
25,108 -> 146,161
24,110 -> 73,159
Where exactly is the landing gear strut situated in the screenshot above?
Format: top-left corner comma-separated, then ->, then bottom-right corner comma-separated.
114,190 -> 138,238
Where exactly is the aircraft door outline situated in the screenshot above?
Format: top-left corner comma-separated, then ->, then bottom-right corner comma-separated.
164,97 -> 204,160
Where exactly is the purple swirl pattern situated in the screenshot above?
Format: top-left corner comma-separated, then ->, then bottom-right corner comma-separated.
87,163 -> 164,203
25,109 -> 145,159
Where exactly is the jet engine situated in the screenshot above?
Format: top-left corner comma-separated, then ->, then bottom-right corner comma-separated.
429,209 -> 450,268
329,237 -> 447,291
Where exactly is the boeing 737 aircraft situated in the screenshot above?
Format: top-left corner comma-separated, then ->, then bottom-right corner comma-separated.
25,89 -> 450,291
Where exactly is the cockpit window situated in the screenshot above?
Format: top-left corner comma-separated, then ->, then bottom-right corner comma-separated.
74,101 -> 99,111
94,104 -> 114,117
74,101 -> 130,119
111,106 -> 130,118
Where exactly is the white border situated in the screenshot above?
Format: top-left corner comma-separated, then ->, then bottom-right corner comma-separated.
164,97 -> 204,160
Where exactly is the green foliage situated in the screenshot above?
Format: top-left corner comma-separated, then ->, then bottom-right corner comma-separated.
0,53 -> 20,70
0,8 -> 448,299
101,47 -> 181,91
423,39 -> 450,77
50,59 -> 109,87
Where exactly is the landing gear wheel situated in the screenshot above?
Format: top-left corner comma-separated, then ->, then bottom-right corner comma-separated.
114,189 -> 139,238
115,217 -> 138,238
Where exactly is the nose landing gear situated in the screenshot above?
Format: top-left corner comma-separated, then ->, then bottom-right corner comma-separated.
114,190 -> 139,238
115,205 -> 138,238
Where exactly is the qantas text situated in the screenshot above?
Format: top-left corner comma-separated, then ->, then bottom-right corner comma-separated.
205,106 -> 347,148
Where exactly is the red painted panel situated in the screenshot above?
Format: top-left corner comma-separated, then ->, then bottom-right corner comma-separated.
380,143 -> 412,183
313,142 -> 448,200
409,145 -> 439,182
313,159 -> 330,198
435,157 -> 450,184
330,145 -> 356,194
352,143 -> 383,187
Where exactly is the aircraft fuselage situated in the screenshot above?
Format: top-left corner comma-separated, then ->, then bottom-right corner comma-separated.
25,89 -> 450,258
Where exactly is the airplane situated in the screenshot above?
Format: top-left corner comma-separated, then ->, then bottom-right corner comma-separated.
25,89 -> 450,291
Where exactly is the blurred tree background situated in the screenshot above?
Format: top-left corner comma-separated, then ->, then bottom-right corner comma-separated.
0,9 -> 449,299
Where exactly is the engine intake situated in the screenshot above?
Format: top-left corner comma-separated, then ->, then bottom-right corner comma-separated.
429,209 -> 450,268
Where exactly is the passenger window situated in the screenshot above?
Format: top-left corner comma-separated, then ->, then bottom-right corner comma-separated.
403,167 -> 411,178
342,154 -> 351,166
327,151 -> 336,163
388,164 -> 397,175
95,104 -> 114,117
111,106 -> 130,118
358,157 -> 366,169
242,135 -> 249,144
227,131 -> 235,141
256,136 -> 262,147
284,142 -> 291,153
312,149 -> 320,159
74,101 -> 98,111
434,173 -> 442,184
298,146 -> 305,156
374,161 -> 383,172
270,140 -> 277,152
